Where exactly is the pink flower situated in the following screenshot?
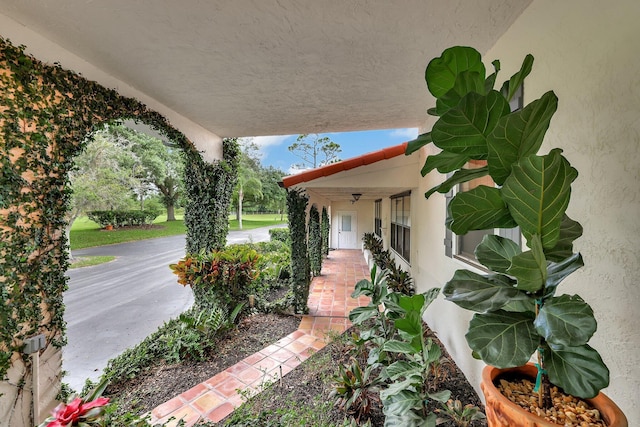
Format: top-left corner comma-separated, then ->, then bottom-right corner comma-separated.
45,396 -> 110,426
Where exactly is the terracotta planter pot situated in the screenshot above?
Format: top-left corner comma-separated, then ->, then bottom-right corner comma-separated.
481,364 -> 628,427
104,224 -> 113,230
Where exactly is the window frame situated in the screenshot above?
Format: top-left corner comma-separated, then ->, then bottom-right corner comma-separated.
374,199 -> 382,237
390,191 -> 411,263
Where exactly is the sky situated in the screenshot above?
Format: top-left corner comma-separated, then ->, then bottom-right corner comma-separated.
248,127 -> 419,174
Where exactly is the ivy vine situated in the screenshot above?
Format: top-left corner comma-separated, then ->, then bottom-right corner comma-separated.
286,188 -> 310,314
0,37 -> 237,382
308,204 -> 322,276
321,206 -> 330,256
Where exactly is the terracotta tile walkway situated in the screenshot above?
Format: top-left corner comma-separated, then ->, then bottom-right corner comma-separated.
149,249 -> 370,426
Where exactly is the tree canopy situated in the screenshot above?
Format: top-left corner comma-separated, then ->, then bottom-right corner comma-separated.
69,124 -> 186,225
288,133 -> 341,170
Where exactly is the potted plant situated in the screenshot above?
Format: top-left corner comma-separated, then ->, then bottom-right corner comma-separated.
407,46 -> 627,426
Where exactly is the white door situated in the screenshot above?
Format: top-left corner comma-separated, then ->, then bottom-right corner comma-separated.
337,211 -> 357,249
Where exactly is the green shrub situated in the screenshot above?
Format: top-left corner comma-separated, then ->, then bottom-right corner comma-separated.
170,245 -> 260,310
101,301 -> 235,385
321,206 -> 330,256
87,209 -> 160,228
286,188 -> 310,314
269,227 -> 290,244
308,205 -> 322,276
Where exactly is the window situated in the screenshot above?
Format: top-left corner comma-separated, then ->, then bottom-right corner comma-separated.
374,199 -> 382,237
390,192 -> 410,262
445,84 -> 524,264
449,160 -> 521,264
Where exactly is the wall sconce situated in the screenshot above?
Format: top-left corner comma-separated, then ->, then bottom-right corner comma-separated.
351,193 -> 362,204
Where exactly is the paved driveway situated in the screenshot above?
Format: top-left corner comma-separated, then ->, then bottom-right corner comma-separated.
63,224 -> 286,391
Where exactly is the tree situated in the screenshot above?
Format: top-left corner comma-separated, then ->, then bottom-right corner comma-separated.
109,125 -> 185,220
66,130 -> 140,252
234,139 -> 263,229
288,133 -> 341,170
257,166 -> 287,219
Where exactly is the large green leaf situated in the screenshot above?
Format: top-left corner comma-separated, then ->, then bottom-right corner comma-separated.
432,91 -> 510,158
406,132 -> 433,155
383,408 -> 435,427
398,293 -> 426,314
475,234 -> 522,273
427,390 -> 452,404
395,310 -> 423,342
466,310 -> 538,368
443,270 -> 525,313
535,294 -> 596,346
545,252 -> 583,290
425,46 -> 485,99
546,344 -> 610,399
348,306 -> 379,325
351,278 -> 375,298
544,215 -> 583,262
447,186 -> 517,234
506,234 -> 547,292
500,54 -> 534,102
383,340 -> 419,354
424,166 -> 489,199
502,149 -> 578,249
420,151 -> 469,176
381,389 -> 422,414
421,288 -> 441,314
385,360 -> 421,381
487,91 -> 558,185
435,70 -> 486,116
484,60 -> 501,94
425,338 -> 442,365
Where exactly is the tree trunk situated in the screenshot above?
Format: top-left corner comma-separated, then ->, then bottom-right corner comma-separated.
238,191 -> 244,230
166,204 -> 176,221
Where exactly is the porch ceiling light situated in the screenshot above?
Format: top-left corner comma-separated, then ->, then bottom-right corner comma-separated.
351,193 -> 362,203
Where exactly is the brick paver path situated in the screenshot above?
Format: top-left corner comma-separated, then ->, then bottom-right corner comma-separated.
149,249 -> 370,426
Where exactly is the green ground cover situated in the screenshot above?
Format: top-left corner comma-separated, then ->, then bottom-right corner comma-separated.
69,213 -> 286,250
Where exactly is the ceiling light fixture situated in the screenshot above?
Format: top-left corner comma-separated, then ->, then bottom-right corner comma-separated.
351,193 -> 362,204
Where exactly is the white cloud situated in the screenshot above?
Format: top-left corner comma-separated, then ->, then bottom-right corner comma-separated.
251,135 -> 294,148
389,128 -> 418,139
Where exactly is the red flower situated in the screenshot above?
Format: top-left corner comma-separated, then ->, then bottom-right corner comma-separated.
45,396 -> 110,426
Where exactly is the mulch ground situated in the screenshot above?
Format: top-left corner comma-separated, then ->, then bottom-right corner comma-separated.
104,313 -> 301,414
105,313 -> 486,426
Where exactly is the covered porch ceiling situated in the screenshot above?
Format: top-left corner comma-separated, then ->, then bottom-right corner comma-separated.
0,0 -> 530,142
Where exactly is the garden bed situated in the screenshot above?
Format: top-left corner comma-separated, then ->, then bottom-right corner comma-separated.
104,313 -> 300,415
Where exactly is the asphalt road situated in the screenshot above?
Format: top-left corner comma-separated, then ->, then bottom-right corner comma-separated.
63,224 -> 285,391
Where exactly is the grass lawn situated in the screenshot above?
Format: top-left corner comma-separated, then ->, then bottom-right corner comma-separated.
69,256 -> 116,269
69,212 -> 287,250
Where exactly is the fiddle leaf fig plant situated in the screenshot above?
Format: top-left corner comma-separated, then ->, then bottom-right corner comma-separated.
409,46 -> 609,405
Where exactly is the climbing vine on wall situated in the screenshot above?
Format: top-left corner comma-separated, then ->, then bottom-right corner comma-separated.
184,137 -> 239,253
321,206 -> 330,256
0,37 -> 237,381
286,188 -> 310,314
308,204 -> 322,276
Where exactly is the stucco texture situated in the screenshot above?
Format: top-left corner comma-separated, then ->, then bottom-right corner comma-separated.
417,0 -> 640,421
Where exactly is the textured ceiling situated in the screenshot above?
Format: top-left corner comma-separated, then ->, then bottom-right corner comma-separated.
0,0 -> 530,138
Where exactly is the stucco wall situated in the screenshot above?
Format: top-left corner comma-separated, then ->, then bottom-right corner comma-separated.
0,12 -> 223,162
414,0 -> 640,420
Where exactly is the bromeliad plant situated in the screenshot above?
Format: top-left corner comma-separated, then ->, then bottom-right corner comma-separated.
39,378 -> 110,427
408,46 -> 609,406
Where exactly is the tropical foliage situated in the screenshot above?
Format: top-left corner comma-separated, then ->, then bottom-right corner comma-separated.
0,35 -> 236,421
287,187 -> 310,313
409,46 -> 608,403
308,204 -> 322,276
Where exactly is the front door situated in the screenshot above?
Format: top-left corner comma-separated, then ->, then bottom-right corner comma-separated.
337,211 -> 357,249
